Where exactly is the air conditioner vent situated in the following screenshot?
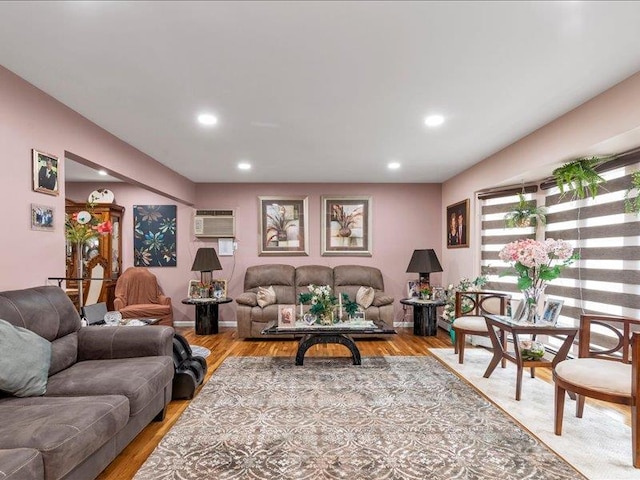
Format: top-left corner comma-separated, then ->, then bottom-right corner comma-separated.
194,210 -> 235,238
195,209 -> 234,217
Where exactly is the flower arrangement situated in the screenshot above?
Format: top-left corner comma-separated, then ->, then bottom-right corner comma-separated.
65,203 -> 113,244
441,275 -> 487,322
499,238 -> 577,322
298,285 -> 337,320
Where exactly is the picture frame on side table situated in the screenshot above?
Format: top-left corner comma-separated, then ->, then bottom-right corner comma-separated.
32,149 -> 59,196
407,280 -> 420,298
446,199 -> 469,248
212,279 -> 227,299
321,195 -> 372,256
278,304 -> 296,327
187,280 -> 206,299
541,299 -> 564,325
259,196 -> 309,256
31,203 -> 54,232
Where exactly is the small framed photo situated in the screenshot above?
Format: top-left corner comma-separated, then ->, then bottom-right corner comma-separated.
541,299 -> 564,325
187,280 -> 204,299
446,199 -> 469,248
407,280 -> 420,298
352,310 -> 366,322
212,279 -> 227,299
31,204 -> 55,232
278,304 -> 295,327
32,149 -> 59,196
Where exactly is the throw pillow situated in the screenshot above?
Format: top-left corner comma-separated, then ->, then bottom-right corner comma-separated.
356,286 -> 375,309
257,286 -> 277,308
0,319 -> 51,397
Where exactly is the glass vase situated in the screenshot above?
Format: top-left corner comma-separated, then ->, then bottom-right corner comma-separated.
520,285 -> 546,324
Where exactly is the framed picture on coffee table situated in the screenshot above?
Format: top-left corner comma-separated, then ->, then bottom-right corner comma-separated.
259,196 -> 309,256
321,196 -> 372,256
278,304 -> 296,327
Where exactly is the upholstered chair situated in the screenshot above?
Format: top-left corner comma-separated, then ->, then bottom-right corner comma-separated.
553,314 -> 640,467
114,267 -> 173,326
451,291 -> 511,364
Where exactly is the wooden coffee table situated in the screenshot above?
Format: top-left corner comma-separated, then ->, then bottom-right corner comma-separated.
261,320 -> 396,365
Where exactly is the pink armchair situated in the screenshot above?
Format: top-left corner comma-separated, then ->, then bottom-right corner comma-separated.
114,267 -> 173,326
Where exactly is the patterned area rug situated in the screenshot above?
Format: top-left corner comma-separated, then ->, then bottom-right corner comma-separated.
135,356 -> 583,480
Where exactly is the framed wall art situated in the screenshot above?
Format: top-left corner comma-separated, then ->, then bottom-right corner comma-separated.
446,199 -> 469,249
134,205 -> 177,266
259,196 -> 309,256
32,149 -> 59,196
31,203 -> 54,232
321,196 -> 372,256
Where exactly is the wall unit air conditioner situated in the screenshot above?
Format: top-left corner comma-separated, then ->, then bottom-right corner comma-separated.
194,209 -> 235,238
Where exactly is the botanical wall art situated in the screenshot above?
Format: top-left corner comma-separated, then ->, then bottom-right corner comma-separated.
133,205 -> 177,267
446,199 -> 469,249
321,196 -> 372,256
32,149 -> 59,196
31,203 -> 54,231
259,196 -> 309,256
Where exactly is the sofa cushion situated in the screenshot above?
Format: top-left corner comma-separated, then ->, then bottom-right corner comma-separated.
0,319 -> 51,397
45,356 -> 173,416
333,265 -> 385,291
118,304 -> 172,320
356,286 -> 375,309
235,292 -> 257,307
0,395 -> 129,480
372,293 -> 394,307
0,448 -> 43,480
256,286 -> 276,308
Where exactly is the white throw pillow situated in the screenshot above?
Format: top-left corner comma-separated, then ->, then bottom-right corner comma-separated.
257,286 -> 277,308
356,286 -> 375,309
0,318 -> 51,397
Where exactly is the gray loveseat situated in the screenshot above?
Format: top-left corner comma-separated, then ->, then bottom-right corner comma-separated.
235,264 -> 394,338
0,286 -> 174,480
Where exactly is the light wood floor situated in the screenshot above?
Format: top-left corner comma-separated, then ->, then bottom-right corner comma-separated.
97,326 -> 631,480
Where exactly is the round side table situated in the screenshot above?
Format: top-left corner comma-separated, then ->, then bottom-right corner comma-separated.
181,297 -> 232,335
400,298 -> 445,336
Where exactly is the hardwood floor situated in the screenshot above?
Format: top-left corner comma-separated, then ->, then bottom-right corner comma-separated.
97,326 -> 631,480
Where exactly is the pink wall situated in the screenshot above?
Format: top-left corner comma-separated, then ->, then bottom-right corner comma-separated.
441,71 -> 640,287
0,65 -> 195,292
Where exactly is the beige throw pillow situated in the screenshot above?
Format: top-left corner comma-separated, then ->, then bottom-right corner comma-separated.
257,286 -> 277,308
356,286 -> 375,309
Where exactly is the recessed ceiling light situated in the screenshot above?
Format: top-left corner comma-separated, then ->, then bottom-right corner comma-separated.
238,162 -> 251,170
98,170 -> 108,176
388,162 -> 401,170
197,113 -> 218,126
424,114 -> 445,127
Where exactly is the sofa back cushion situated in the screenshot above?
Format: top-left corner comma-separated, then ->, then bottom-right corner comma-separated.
0,286 -> 81,375
333,265 -> 385,300
244,264 -> 296,304
295,265 -> 334,298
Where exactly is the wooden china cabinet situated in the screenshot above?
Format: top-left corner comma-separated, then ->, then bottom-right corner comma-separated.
65,199 -> 124,309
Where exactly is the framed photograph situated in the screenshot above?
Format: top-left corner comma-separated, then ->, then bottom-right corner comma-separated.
31,203 -> 54,232
407,280 -> 420,298
259,196 -> 309,256
352,310 -> 366,321
32,149 -> 59,196
321,196 -> 372,256
212,279 -> 227,299
541,299 -> 564,325
278,304 -> 296,327
187,280 -> 205,299
446,199 -> 469,249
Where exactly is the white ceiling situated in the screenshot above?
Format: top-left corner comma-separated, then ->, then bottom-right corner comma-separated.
2,1 -> 640,184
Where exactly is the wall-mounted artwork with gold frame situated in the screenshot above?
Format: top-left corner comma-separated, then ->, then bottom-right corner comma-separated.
321,196 -> 372,256
32,149 -> 59,196
446,199 -> 469,249
258,196 -> 309,256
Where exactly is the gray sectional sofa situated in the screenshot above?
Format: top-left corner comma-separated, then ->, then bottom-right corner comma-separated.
235,264 -> 394,338
0,286 -> 174,480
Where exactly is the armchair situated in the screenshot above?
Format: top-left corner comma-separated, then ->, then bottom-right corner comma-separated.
114,267 -> 173,326
451,291 -> 511,364
553,314 -> 640,467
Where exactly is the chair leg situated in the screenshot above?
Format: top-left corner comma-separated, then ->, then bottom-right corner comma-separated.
530,367 -> 536,378
457,332 -> 466,364
554,383 -> 566,435
576,394 -> 585,418
453,328 -> 459,354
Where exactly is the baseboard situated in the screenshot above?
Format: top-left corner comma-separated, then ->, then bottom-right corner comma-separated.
394,321 -> 412,328
173,320 -> 238,328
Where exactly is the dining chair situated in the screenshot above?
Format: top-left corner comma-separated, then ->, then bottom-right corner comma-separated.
553,314 -> 640,467
451,291 -> 511,364
83,255 -> 108,306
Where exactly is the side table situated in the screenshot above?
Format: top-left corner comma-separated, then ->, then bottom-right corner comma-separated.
400,298 -> 445,336
181,297 -> 232,335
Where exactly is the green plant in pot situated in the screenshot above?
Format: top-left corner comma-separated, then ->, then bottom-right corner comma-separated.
624,170 -> 640,215
552,156 -> 608,200
504,193 -> 547,228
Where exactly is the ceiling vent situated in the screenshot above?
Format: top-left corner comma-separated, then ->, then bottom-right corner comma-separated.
194,209 -> 235,238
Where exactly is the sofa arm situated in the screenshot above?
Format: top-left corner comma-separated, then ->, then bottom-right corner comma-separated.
158,294 -> 171,306
236,292 -> 258,307
77,325 -> 174,361
372,293 -> 394,307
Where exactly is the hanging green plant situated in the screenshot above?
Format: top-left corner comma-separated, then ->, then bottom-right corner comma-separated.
624,170 -> 640,215
504,193 -> 547,228
552,156 -> 607,200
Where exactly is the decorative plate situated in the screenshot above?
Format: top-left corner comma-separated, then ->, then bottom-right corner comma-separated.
88,188 -> 115,204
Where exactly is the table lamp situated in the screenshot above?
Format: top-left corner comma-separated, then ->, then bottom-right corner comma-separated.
191,247 -> 222,286
406,249 -> 443,286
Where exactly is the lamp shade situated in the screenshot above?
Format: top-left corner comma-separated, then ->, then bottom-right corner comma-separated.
191,248 -> 222,272
406,249 -> 443,277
